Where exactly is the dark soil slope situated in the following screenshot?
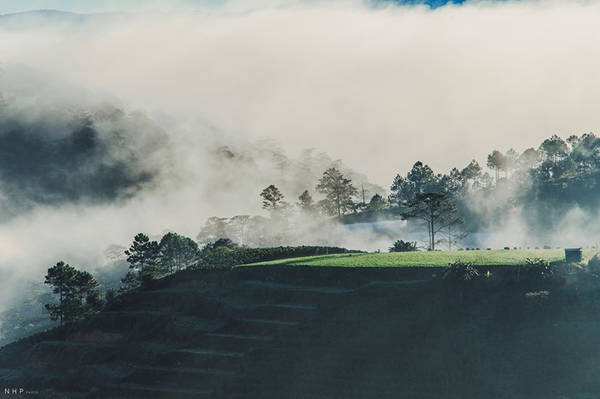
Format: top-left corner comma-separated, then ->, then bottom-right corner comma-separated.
2,266 -> 600,399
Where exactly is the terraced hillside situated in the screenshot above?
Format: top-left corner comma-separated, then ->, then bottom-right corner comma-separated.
2,265 -> 600,399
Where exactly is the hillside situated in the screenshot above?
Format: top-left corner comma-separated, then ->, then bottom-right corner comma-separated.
2,264 -> 600,398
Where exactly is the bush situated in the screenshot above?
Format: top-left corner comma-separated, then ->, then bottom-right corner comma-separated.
520,257 -> 554,283
198,245 -> 357,268
389,240 -> 418,253
443,261 -> 479,283
587,255 -> 600,274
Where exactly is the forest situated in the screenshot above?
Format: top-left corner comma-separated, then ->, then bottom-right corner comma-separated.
197,133 -> 600,250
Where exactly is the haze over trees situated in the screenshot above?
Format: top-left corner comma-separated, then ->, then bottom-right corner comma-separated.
402,192 -> 460,251
158,232 -> 200,273
316,167 -> 358,217
44,261 -> 102,325
193,132 -> 600,251
121,233 -> 161,290
260,184 -> 287,212
297,190 -> 315,213
487,150 -> 505,181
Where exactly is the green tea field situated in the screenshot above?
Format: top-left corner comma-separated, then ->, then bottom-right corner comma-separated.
245,248 -> 595,267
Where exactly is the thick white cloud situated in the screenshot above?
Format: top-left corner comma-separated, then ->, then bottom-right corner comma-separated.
3,1 -> 600,183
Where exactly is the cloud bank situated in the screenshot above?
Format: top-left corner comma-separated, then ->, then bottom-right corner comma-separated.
3,1 -> 600,183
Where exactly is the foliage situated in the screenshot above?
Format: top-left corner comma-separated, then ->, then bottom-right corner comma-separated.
367,193 -> 387,211
260,184 -> 287,212
200,245 -> 355,268
442,261 -> 479,283
197,215 -> 267,247
587,254 -> 600,274
316,167 -> 358,217
159,232 -> 200,273
297,190 -> 315,212
211,237 -> 239,249
381,132 -> 600,236
196,216 -> 230,244
540,134 -> 569,162
389,161 -> 441,206
460,159 -> 482,182
521,257 -> 554,282
487,150 -> 506,180
122,233 -> 161,290
44,261 -> 101,325
402,192 -> 461,251
389,240 -> 418,253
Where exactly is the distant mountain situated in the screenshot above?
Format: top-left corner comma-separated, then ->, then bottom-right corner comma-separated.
377,0 -> 467,7
0,9 -> 117,29
0,9 -> 85,21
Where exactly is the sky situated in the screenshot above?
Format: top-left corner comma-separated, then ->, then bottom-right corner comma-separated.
0,0 -> 212,13
0,0 -> 465,14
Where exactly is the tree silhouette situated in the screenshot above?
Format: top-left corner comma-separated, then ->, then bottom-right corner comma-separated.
297,190 -> 315,213
44,261 -> 101,325
367,194 -> 387,211
260,185 -> 286,212
316,167 -> 358,217
402,192 -> 460,251
123,233 -> 161,289
159,232 -> 200,273
487,150 -> 505,181
539,134 -> 568,163
389,161 -> 440,206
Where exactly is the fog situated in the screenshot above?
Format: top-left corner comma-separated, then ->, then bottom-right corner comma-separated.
3,1 -> 600,181
2,0 -> 600,309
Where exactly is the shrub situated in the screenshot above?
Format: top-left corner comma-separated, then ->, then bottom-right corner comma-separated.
587,255 -> 600,274
389,240 -> 418,253
443,261 -> 479,283
198,245 -> 357,268
520,257 -> 553,282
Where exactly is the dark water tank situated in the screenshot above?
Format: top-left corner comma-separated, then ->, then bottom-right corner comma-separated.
565,248 -> 582,263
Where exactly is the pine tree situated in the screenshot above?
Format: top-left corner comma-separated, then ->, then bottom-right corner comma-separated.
123,233 -> 161,289
316,168 -> 358,217
297,190 -> 315,212
260,185 -> 286,212
44,262 -> 101,325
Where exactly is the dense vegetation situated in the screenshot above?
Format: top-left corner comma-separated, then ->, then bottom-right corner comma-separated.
43,262 -> 102,325
36,231 -> 358,329
197,133 -> 600,249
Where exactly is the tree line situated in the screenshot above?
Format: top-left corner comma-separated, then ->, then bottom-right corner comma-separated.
228,133 -> 600,249
42,233 -> 353,325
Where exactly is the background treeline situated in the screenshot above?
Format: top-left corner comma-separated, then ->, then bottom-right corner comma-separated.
120,233 -> 355,290
389,133 -> 600,232
197,133 -> 600,248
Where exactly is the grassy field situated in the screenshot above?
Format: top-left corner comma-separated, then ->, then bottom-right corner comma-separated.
244,249 -> 596,267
